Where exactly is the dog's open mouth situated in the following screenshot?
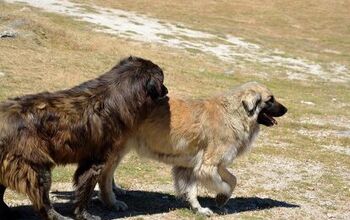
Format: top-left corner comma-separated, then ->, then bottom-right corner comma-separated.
258,110 -> 277,126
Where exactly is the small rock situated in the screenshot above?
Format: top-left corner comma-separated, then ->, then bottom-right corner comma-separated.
323,49 -> 341,55
336,130 -> 350,137
20,7 -> 31,12
0,30 -> 17,38
0,72 -> 5,77
291,24 -> 301,29
300,100 -> 315,106
224,68 -> 235,75
327,213 -> 337,219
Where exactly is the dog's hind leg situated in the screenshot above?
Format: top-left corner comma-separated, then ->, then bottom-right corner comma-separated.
20,164 -> 72,220
36,169 -> 73,220
172,166 -> 213,216
1,142 -> 71,220
1,153 -> 71,220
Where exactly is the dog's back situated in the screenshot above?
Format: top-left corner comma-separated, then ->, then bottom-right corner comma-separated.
125,97 -> 231,168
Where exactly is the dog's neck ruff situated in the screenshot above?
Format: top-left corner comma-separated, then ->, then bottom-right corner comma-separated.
218,97 -> 261,158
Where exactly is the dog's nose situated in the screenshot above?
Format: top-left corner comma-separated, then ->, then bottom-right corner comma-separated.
271,101 -> 288,117
279,105 -> 288,116
161,85 -> 168,97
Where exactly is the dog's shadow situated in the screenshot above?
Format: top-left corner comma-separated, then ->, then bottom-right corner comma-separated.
11,190 -> 299,219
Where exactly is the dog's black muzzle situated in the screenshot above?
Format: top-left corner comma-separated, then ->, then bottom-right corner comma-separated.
258,100 -> 287,126
160,85 -> 168,98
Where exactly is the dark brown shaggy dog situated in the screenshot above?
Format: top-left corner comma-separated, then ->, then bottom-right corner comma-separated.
0,56 -> 168,220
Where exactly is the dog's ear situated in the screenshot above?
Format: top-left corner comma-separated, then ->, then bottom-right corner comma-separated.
146,78 -> 162,100
242,91 -> 261,116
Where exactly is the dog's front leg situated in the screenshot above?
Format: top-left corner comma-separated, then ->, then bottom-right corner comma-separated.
196,165 -> 236,208
172,166 -> 214,216
215,166 -> 237,207
73,162 -> 104,220
98,152 -> 128,212
111,178 -> 126,195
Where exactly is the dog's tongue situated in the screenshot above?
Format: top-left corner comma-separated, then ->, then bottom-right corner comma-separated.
264,113 -> 278,125
271,117 -> 277,125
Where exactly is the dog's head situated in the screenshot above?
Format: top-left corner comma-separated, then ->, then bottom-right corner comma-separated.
241,82 -> 287,127
146,76 -> 168,101
111,56 -> 168,102
132,56 -> 168,101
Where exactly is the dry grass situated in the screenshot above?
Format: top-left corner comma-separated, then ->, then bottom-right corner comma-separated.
1,1 -> 350,219
74,0 -> 350,66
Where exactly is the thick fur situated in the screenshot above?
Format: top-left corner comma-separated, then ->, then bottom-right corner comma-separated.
0,56 -> 168,220
99,81 -> 287,215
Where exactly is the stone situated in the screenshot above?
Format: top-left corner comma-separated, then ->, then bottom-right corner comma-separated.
0,29 -> 17,38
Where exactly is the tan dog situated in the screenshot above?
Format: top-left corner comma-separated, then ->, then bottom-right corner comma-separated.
98,81 -> 287,215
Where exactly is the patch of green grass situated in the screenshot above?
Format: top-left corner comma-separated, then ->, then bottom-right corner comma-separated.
320,173 -> 350,197
185,47 -> 203,54
126,30 -> 138,35
130,21 -> 143,26
156,33 -> 173,39
0,84 -> 8,100
52,165 -> 76,182
238,216 -> 265,220
176,208 -> 206,220
79,4 -> 99,14
116,153 -> 172,186
4,189 -> 28,202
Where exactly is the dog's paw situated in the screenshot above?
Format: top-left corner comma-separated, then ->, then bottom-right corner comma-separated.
75,210 -> 100,220
58,216 -> 75,220
47,208 -> 74,220
215,193 -> 230,207
110,200 -> 128,212
195,207 -> 214,216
